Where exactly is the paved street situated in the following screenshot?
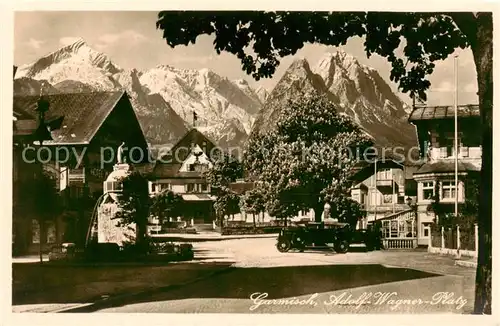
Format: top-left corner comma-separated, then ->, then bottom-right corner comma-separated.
97,237 -> 475,314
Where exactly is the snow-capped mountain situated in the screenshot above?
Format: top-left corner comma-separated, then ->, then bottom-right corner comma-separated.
252,51 -> 418,152
14,39 -> 262,148
15,39 -> 417,153
255,86 -> 270,104
139,65 -> 259,136
16,38 -> 122,90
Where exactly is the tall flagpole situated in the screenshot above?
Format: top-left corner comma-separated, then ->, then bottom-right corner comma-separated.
454,55 -> 459,220
374,159 -> 377,222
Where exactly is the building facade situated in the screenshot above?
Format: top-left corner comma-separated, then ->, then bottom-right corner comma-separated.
12,91 -> 148,254
409,104 -> 481,246
147,128 -> 218,231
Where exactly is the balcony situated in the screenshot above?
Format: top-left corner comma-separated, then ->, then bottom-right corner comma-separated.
68,168 -> 85,184
383,238 -> 417,249
376,179 -> 399,193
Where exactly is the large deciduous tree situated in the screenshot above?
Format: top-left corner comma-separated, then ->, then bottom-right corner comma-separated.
240,187 -> 266,226
150,190 -> 185,225
244,92 -> 372,222
157,11 -> 492,313
205,153 -> 244,225
116,171 -> 151,247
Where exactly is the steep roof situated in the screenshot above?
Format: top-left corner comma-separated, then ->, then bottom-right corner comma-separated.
13,91 -> 126,145
408,104 -> 480,122
162,128 -> 219,163
414,160 -> 480,175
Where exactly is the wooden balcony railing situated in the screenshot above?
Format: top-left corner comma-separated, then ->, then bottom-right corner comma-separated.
383,238 -> 417,249
68,168 -> 85,183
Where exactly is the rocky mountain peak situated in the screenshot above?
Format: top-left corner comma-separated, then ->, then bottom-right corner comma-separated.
252,51 -> 417,151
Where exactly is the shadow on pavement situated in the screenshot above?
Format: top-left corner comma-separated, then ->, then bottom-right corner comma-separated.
72,264 -> 441,312
12,261 -> 232,306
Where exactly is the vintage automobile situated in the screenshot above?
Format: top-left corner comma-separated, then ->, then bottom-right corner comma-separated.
349,225 -> 384,250
276,221 -> 351,253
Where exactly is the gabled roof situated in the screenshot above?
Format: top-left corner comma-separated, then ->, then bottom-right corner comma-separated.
13,91 -> 126,145
161,128 -> 219,163
408,104 -> 480,122
348,158 -> 405,183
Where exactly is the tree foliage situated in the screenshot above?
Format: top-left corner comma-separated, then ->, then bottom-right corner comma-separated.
244,92 -> 372,222
29,171 -> 62,220
239,186 -> 266,226
150,190 -> 185,224
157,11 -> 474,101
213,192 -> 240,224
115,171 -> 150,244
205,152 -> 244,194
156,11 -> 492,313
328,196 -> 366,228
239,187 -> 266,215
205,153 -> 244,224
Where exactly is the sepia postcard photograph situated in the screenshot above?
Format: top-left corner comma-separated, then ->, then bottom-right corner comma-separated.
2,1 -> 499,325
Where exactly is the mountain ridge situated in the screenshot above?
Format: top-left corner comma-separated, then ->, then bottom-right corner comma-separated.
14,39 -> 417,154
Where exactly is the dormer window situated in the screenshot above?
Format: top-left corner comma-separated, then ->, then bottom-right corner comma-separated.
188,163 -> 208,172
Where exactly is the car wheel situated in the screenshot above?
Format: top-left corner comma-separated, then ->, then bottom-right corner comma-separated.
335,240 -> 349,254
277,239 -> 291,253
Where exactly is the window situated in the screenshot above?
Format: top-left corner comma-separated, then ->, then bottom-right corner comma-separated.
46,221 -> 56,244
422,181 -> 434,200
390,220 -> 398,237
200,183 -> 208,192
32,219 -> 40,244
424,228 -> 429,237
186,184 -> 195,193
188,164 -> 196,172
439,133 -> 462,158
383,194 -> 393,204
151,183 -> 157,193
382,221 -> 390,238
442,181 -> 457,199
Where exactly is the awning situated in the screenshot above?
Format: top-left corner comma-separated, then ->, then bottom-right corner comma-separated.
181,194 -> 216,201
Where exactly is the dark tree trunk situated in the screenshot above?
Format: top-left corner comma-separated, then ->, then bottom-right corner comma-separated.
470,14 -> 492,315
252,213 -> 256,227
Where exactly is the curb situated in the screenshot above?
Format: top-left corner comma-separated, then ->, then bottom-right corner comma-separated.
151,234 -> 278,242
55,266 -> 235,313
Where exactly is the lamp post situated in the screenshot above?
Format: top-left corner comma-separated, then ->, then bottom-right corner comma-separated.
453,56 -> 459,221
33,85 -> 54,264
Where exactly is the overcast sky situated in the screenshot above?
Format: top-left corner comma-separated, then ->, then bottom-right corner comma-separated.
14,11 -> 479,106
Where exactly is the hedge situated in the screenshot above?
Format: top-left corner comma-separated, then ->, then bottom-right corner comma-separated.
221,226 -> 281,235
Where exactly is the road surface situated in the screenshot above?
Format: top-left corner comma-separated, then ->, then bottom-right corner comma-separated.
98,237 -> 475,313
